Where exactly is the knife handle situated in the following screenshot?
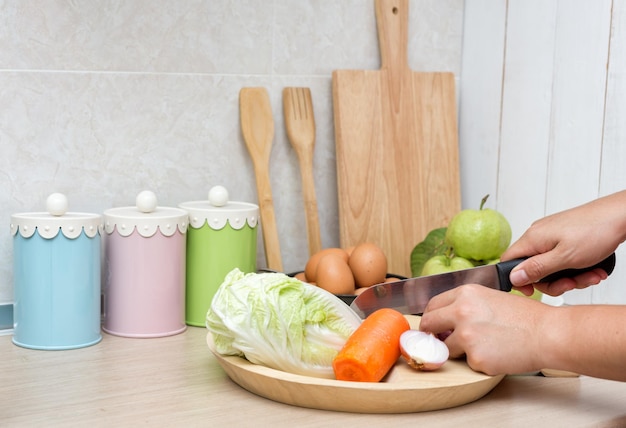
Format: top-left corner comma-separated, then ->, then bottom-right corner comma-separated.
496,252 -> 616,292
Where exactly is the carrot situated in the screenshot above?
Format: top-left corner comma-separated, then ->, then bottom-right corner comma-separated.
332,308 -> 410,382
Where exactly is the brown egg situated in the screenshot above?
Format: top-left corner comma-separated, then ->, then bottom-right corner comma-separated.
294,271 -> 308,282
348,242 -> 387,288
353,287 -> 369,296
315,254 -> 355,295
304,248 -> 349,283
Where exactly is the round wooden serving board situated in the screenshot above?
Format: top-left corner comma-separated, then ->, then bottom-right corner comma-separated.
207,316 -> 504,413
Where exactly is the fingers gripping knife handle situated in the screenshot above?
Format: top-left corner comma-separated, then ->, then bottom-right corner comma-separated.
496,253 -> 616,292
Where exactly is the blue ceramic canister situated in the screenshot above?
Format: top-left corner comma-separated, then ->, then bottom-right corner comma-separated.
10,193 -> 103,350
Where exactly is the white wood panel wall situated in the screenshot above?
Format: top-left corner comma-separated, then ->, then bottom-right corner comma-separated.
460,0 -> 626,305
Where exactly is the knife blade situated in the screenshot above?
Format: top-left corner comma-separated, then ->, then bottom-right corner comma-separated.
349,253 -> 616,318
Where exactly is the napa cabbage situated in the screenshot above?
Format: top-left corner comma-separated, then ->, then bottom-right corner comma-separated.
206,268 -> 362,379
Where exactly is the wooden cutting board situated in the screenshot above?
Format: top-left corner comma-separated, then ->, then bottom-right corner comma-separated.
207,315 -> 504,413
332,0 -> 461,277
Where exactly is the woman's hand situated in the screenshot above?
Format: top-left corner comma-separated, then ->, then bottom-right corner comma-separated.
420,284 -> 626,381
501,191 -> 626,295
419,285 -> 551,375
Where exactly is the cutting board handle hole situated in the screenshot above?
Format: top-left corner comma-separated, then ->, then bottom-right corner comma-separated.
392,6 -> 398,14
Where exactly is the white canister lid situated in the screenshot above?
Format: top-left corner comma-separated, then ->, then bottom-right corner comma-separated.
104,191 -> 188,238
179,186 -> 259,230
10,193 -> 102,239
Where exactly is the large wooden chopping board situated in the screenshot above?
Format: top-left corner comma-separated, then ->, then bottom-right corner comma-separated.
332,0 -> 461,277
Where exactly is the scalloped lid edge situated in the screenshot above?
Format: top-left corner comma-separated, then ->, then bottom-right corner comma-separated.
104,206 -> 188,237
11,212 -> 102,239
179,201 -> 259,230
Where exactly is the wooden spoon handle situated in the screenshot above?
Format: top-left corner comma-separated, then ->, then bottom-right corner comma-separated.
251,165 -> 283,272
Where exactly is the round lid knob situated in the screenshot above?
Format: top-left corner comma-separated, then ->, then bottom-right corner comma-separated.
46,193 -> 68,216
208,185 -> 229,207
136,190 -> 158,213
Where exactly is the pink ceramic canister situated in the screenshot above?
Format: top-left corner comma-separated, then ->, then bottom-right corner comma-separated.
103,191 -> 188,338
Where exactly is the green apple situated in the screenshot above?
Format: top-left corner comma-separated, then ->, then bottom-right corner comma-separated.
484,258 -> 542,300
470,258 -> 499,267
421,255 -> 475,276
445,194 -> 512,261
510,288 -> 543,301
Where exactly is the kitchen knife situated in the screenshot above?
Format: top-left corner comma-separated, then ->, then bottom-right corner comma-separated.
349,253 -> 616,318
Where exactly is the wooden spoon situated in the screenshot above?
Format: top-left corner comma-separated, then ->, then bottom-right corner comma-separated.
240,87 -> 283,271
283,87 -> 322,256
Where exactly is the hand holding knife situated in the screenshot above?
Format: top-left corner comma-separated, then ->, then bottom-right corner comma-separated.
350,253 -> 616,318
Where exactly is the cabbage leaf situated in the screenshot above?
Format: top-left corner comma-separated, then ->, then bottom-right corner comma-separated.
206,268 -> 362,378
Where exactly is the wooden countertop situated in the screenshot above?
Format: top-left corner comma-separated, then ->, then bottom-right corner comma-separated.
2,327 -> 625,427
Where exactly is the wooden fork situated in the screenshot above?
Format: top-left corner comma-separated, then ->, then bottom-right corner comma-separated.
283,87 -> 322,256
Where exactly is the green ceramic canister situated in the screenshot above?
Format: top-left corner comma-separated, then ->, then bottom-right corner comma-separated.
179,186 -> 258,326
